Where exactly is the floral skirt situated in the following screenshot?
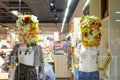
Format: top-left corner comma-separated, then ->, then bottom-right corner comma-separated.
14,63 -> 37,80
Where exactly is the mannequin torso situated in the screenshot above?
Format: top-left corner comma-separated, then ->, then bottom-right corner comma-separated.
79,45 -> 99,72
18,45 -> 34,66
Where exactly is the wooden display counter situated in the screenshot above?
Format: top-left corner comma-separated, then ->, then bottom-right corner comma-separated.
54,55 -> 71,78
0,73 -> 8,80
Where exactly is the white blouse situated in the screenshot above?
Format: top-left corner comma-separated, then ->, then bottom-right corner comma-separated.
18,45 -> 34,66
79,45 -> 99,72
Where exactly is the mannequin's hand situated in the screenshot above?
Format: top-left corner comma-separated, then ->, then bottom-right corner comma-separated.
98,53 -> 112,71
97,67 -> 104,71
39,63 -> 44,73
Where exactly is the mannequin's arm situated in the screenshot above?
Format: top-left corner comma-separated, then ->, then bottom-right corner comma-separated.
73,43 -> 81,69
98,50 -> 112,71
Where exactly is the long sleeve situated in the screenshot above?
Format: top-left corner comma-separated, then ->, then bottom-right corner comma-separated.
39,45 -> 44,64
98,45 -> 112,71
33,45 -> 44,67
9,44 -> 19,64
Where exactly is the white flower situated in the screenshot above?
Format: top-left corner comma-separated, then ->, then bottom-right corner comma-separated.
31,15 -> 38,22
16,14 -> 39,28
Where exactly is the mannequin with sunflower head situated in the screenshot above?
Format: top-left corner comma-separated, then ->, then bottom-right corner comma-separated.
76,15 -> 111,80
9,14 -> 44,80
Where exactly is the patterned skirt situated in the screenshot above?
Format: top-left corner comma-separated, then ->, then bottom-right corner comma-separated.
14,63 -> 37,80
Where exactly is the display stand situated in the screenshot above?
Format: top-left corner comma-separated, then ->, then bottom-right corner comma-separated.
0,73 -> 8,80
54,55 -> 71,78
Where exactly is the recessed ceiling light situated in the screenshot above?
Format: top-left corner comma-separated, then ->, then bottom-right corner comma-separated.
50,3 -> 54,6
55,17 -> 58,20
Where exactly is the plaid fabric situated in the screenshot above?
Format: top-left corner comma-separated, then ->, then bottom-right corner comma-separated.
78,71 -> 100,80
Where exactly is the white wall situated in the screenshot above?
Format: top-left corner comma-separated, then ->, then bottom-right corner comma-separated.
109,0 -> 120,80
89,0 -> 101,19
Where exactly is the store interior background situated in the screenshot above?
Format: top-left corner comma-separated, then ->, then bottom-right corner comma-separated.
0,0 -> 120,80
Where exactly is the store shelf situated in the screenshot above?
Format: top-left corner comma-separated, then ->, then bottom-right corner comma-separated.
54,55 -> 71,78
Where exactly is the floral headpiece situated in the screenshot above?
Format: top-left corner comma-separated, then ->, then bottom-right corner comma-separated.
16,14 -> 39,46
80,15 -> 102,47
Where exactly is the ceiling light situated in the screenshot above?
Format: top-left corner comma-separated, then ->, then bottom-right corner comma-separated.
115,19 -> 120,22
65,8 -> 69,19
115,11 -> 120,14
50,3 -> 54,6
61,0 -> 72,32
83,0 -> 90,10
10,10 -> 19,16
67,0 -> 72,7
55,14 -> 58,20
49,0 -> 56,12
55,17 -> 58,20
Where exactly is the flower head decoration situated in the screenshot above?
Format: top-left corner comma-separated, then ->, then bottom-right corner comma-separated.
80,15 -> 102,47
16,14 -> 39,46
